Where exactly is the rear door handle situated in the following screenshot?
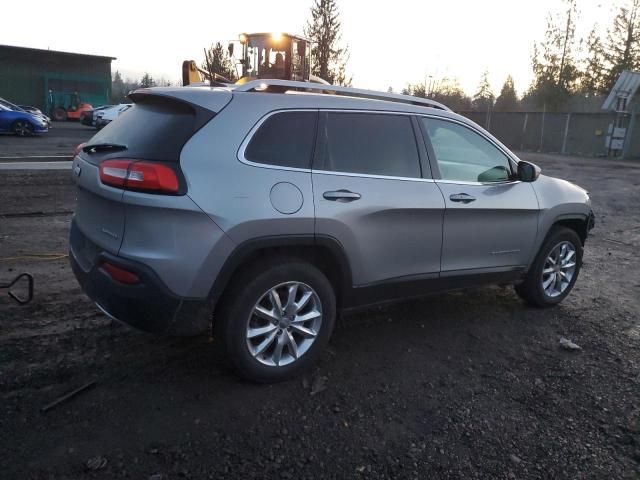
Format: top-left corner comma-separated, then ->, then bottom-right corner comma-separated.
449,193 -> 476,204
323,190 -> 361,202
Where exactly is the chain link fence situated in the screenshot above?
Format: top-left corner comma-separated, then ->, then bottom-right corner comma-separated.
458,111 -> 640,159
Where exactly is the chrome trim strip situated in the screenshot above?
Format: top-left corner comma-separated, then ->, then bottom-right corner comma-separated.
312,169 -> 434,182
435,179 -> 522,186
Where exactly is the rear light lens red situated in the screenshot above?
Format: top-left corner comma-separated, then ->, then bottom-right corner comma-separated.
100,262 -> 140,285
73,142 -> 87,157
99,159 -> 179,194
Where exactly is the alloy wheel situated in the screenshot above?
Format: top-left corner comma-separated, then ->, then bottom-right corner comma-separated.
14,121 -> 32,137
541,241 -> 577,298
246,281 -> 323,367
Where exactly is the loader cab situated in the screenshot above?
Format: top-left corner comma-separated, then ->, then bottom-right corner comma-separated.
237,33 -> 311,82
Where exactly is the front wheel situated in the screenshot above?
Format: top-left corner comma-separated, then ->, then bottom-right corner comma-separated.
216,259 -> 336,383
515,226 -> 583,307
12,120 -> 34,137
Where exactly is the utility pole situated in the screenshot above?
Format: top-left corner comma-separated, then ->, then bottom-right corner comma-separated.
558,0 -> 574,91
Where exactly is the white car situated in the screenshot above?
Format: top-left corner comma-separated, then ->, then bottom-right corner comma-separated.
95,104 -> 132,130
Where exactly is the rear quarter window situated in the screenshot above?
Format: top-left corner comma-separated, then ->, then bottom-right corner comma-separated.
244,111 -> 318,169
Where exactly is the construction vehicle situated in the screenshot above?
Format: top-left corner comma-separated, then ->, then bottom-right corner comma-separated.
49,91 -> 93,121
183,32 -> 328,87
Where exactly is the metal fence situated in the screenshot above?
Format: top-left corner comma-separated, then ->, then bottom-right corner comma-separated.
458,111 -> 640,159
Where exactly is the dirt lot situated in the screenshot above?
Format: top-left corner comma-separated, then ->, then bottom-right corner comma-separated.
1,152 -> 639,479
0,122 -> 95,159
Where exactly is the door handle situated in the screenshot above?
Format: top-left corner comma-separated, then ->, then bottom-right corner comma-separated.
323,190 -> 361,202
449,193 -> 476,204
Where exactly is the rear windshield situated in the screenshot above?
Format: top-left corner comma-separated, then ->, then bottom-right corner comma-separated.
86,96 -> 213,162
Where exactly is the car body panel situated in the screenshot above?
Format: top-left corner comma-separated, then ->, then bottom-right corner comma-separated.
68,86 -> 593,336
181,93 -> 315,243
435,181 -> 539,272
312,173 -> 445,285
72,155 -> 126,254
529,175 -> 592,260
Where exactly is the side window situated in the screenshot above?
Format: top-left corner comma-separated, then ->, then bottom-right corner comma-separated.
245,111 -> 317,169
317,112 -> 421,178
421,117 -> 512,183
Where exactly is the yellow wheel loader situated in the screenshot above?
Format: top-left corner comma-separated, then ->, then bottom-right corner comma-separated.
182,32 -> 329,87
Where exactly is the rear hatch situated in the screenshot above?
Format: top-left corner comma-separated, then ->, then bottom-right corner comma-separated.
71,88 -> 230,263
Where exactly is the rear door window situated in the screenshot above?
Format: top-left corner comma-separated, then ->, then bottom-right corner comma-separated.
316,112 -> 421,178
244,111 -> 318,169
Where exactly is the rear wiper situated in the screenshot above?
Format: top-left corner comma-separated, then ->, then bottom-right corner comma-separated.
83,143 -> 127,153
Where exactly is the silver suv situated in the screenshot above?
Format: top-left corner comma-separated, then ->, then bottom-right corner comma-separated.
69,80 -> 594,382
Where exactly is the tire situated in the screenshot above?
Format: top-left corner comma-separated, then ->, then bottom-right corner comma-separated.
53,108 -> 67,121
515,226 -> 583,307
216,258 -> 336,383
12,120 -> 34,137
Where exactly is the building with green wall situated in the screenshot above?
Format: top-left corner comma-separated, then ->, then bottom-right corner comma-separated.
0,44 -> 115,116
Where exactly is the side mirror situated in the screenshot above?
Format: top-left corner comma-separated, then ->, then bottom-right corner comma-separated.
228,43 -> 234,57
517,161 -> 541,182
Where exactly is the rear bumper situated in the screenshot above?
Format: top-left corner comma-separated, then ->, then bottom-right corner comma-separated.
69,219 -> 211,335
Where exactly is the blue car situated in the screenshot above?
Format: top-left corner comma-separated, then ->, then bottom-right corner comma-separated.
0,98 -> 49,136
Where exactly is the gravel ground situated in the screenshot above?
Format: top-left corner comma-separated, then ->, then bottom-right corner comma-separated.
0,152 -> 639,479
0,122 -> 94,158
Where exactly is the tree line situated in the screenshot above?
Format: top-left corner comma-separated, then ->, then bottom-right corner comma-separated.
110,72 -> 174,104
407,0 -> 640,112
111,0 -> 639,112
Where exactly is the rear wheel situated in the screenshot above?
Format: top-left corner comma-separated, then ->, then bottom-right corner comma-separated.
515,226 -> 582,307
12,120 -> 34,137
216,259 -> 336,383
53,108 -> 67,121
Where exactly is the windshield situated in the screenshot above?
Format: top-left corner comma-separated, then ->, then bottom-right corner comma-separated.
0,98 -> 25,112
246,35 -> 288,79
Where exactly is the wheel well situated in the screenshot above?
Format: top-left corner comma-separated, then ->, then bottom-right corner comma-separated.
553,218 -> 588,245
212,244 -> 350,312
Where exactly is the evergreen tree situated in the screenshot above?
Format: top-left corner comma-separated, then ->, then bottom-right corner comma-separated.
528,0 -> 580,109
580,27 -> 608,95
202,42 -> 237,82
404,78 -> 472,111
494,75 -> 519,111
110,71 -> 139,104
473,70 -> 495,111
433,78 -> 472,111
602,0 -> 640,91
110,71 -> 124,104
304,0 -> 351,85
140,73 -> 156,88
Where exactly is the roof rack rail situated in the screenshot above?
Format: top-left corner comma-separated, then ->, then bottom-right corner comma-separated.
233,79 -> 452,112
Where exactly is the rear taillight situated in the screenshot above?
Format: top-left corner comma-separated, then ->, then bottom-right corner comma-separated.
99,159 -> 179,194
73,142 -> 87,157
100,262 -> 140,285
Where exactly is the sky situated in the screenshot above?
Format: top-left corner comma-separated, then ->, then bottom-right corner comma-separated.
1,0 -> 615,96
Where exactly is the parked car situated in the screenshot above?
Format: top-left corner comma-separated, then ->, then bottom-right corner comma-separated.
0,101 -> 49,136
69,81 -> 594,382
95,104 -> 132,129
20,106 -> 52,127
0,98 -> 51,129
81,105 -> 115,127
